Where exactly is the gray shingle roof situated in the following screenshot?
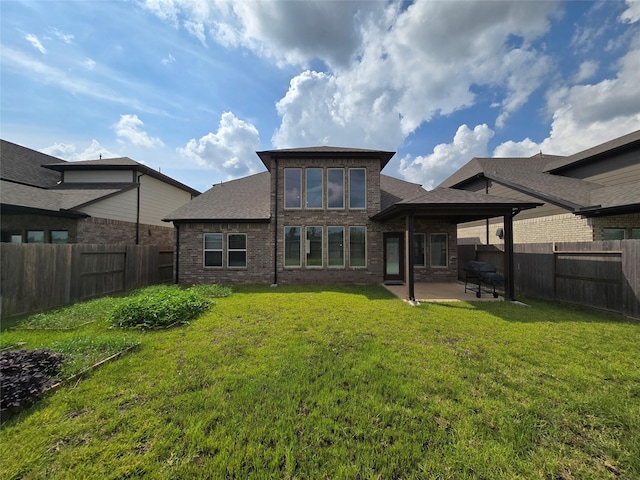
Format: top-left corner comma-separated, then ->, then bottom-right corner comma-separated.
1,179 -> 129,213
437,150 -> 619,211
163,172 -> 271,222
544,129 -> 640,173
588,181 -> 640,209
380,175 -> 426,210
0,139 -> 64,187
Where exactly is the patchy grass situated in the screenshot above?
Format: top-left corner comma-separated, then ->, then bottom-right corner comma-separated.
1,284 -> 639,479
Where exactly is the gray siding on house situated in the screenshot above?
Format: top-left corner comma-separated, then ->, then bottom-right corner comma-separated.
556,150 -> 640,186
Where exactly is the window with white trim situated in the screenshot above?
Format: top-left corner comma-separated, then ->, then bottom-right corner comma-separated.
413,233 -> 426,267
327,168 -> 344,209
328,226 -> 344,267
305,168 -> 323,209
204,233 -> 223,267
285,168 -> 302,209
306,226 -> 323,267
349,226 -> 367,267
284,227 -> 301,267
349,168 -> 366,209
430,233 -> 448,267
228,234 -> 247,267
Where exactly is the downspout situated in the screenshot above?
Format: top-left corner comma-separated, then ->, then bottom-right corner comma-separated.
272,155 -> 279,286
484,176 -> 490,245
175,223 -> 180,284
136,173 -> 145,245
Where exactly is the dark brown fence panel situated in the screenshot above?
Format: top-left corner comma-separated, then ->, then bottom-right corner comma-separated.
461,240 -> 639,319
515,243 -> 555,300
1,244 -> 173,319
554,241 -> 623,313
622,240 -> 640,320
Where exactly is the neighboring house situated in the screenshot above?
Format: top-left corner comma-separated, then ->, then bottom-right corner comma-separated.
439,130 -> 640,244
1,139 -> 200,245
164,146 -> 538,300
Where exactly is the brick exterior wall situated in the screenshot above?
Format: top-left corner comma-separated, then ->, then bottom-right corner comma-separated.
76,217 -> 175,245
592,213 -> 640,240
177,222 -> 273,285
176,156 -> 459,286
458,213 -> 594,245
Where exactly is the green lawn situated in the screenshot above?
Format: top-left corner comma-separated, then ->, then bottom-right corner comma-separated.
1,284 -> 639,479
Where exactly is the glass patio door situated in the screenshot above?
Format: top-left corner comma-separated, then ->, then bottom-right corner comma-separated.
383,233 -> 404,284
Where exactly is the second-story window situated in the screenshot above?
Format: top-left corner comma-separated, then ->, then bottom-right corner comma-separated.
285,168 -> 302,209
305,168 -> 323,209
349,168 -> 366,209
327,168 -> 344,209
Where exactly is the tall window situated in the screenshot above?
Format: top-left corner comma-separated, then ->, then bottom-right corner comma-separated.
632,229 -> 640,240
228,234 -> 247,267
349,168 -> 366,209
204,233 -> 223,267
306,168 -> 323,209
285,168 -> 302,209
327,168 -> 344,209
284,227 -> 301,267
430,233 -> 448,267
306,226 -> 323,267
26,230 -> 45,243
349,226 -> 367,267
328,227 -> 344,267
413,233 -> 426,267
51,230 -> 69,244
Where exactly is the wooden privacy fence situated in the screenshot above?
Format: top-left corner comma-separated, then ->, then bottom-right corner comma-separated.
1,244 -> 174,319
460,240 -> 640,320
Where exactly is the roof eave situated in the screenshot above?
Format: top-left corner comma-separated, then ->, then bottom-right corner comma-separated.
164,217 -> 271,224
484,174 -> 585,212
576,203 -> 640,218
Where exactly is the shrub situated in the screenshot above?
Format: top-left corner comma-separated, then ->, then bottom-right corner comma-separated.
186,283 -> 233,298
0,349 -> 65,411
109,288 -> 212,329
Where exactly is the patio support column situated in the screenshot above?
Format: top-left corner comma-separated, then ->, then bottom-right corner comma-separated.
503,211 -> 515,301
405,213 -> 416,303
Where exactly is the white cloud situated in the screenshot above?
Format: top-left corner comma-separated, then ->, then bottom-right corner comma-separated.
113,114 -> 165,148
571,60 -> 599,83
621,0 -> 640,23
83,57 -> 96,70
178,112 -> 262,179
25,34 -> 46,54
399,124 -> 494,190
161,53 -> 176,65
49,28 -> 75,44
41,140 -> 119,161
142,0 -> 383,68
494,45 -> 640,157
272,1 -> 558,148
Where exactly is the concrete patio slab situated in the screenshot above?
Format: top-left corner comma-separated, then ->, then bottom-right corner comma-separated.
383,282 -> 504,303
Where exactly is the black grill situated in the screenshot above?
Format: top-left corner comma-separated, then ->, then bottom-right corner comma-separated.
463,261 -> 504,298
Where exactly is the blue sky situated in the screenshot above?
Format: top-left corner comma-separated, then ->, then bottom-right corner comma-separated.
2,0 -> 639,193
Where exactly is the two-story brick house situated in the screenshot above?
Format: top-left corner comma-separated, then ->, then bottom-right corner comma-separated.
164,146 -> 539,301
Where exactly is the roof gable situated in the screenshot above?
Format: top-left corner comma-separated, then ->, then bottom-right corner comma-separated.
256,146 -> 395,171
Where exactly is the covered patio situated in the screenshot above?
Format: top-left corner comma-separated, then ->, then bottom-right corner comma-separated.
383,282 -> 503,303
371,188 -> 541,304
